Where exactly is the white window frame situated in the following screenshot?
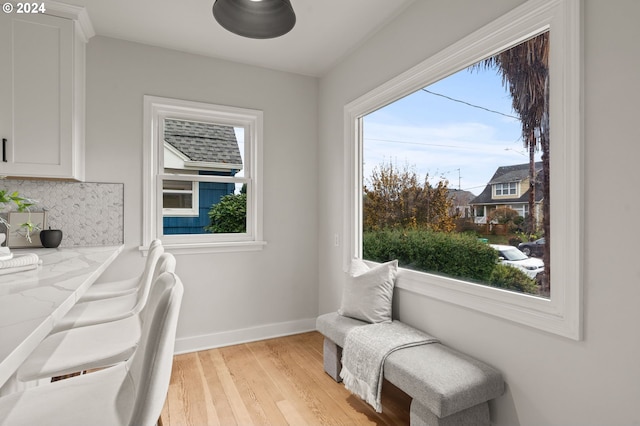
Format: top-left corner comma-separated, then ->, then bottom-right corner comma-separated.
143,96 -> 265,254
162,180 -> 199,217
344,0 -> 582,339
494,182 -> 518,196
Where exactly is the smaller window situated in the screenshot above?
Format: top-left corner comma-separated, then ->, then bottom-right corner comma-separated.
143,96 -> 265,253
163,180 -> 199,216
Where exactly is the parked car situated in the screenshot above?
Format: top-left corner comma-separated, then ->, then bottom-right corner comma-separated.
518,238 -> 545,257
490,244 -> 544,279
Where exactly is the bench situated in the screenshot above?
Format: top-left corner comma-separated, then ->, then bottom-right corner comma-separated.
316,312 -> 504,426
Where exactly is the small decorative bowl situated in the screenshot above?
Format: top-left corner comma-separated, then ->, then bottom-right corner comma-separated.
40,228 -> 63,248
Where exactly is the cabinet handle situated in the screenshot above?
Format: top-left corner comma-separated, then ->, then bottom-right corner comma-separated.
2,139 -> 6,162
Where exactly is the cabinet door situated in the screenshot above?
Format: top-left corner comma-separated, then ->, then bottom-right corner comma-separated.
0,13 -> 76,179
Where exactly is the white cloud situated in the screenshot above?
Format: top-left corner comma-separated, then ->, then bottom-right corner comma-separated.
363,121 -> 538,195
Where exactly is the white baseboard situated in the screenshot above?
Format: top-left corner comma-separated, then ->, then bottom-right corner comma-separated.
174,317 -> 318,354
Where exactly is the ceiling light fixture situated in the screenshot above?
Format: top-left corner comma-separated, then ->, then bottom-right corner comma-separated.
212,0 -> 296,39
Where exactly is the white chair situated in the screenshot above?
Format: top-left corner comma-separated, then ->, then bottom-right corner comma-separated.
52,243 -> 165,333
78,240 -> 163,302
16,253 -> 176,382
0,271 -> 184,426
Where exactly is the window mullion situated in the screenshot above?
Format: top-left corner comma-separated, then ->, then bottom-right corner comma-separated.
159,173 -> 249,185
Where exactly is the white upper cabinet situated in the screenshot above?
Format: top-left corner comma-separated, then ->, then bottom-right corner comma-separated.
0,4 -> 93,180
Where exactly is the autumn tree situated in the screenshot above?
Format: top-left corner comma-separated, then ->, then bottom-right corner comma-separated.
363,162 -> 456,232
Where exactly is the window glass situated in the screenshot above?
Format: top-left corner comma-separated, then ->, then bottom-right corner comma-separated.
161,118 -> 245,235
163,180 -> 196,211
362,32 -> 549,297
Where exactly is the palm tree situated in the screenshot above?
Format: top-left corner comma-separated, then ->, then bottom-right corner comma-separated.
475,31 -> 551,292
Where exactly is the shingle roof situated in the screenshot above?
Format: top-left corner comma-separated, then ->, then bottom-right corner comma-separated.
488,162 -> 542,184
164,119 -> 243,167
447,189 -> 476,206
470,162 -> 544,205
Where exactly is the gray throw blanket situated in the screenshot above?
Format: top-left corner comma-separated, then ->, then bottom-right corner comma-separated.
340,321 -> 439,412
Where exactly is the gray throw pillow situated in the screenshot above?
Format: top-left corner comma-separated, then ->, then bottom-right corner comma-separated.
338,259 -> 398,323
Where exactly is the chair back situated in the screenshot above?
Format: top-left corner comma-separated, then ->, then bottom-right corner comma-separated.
151,253 -> 176,283
125,271 -> 184,426
138,240 -> 164,286
129,243 -> 166,314
138,253 -> 176,320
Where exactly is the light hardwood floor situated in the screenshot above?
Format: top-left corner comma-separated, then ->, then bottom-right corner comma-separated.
161,331 -> 411,425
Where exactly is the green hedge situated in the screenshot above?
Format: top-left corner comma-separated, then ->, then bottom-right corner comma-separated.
363,228 -> 539,295
363,228 -> 497,282
489,264 -> 539,294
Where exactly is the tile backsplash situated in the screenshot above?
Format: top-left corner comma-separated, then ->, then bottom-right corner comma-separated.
0,179 -> 124,247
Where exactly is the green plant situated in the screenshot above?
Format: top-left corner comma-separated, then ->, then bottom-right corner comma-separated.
363,228 -> 498,281
488,207 -> 521,228
204,192 -> 247,233
363,227 -> 542,295
0,190 -> 34,213
488,263 -> 539,295
508,236 -> 523,246
514,230 -> 544,243
0,189 -> 39,242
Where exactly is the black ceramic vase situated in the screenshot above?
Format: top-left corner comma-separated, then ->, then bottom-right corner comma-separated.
40,228 -> 63,248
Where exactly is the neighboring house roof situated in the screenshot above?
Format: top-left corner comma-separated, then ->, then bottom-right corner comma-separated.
488,161 -> 542,185
447,189 -> 476,206
470,161 -> 544,205
164,119 -> 243,167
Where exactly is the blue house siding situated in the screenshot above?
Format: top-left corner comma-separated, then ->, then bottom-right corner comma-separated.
163,171 -> 237,235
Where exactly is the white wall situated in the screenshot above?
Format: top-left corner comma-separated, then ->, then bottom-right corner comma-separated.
84,36 -> 319,351
318,0 -> 640,425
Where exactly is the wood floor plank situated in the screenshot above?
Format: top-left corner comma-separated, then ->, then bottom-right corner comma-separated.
165,352 -> 220,426
246,340 -> 319,421
219,343 -> 289,425
204,349 -> 254,425
283,336 -> 389,425
194,352 -> 221,426
276,399 -> 308,425
162,332 -> 411,425
250,339 -> 343,425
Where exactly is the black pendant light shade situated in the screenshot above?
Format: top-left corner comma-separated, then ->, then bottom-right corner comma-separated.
213,0 -> 296,39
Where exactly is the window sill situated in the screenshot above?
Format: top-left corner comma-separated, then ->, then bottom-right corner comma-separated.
386,264 -> 579,340
139,240 -> 267,255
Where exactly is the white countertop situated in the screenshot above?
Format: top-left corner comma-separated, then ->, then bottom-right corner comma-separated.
0,245 -> 123,388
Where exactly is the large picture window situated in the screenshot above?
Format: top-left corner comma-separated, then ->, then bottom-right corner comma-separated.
344,0 -> 582,339
362,30 -> 548,297
143,96 -> 265,253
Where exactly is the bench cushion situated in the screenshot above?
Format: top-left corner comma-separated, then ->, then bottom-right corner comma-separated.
316,312 -> 504,418
316,311 -> 365,347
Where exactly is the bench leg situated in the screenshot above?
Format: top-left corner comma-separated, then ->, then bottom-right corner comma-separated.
410,400 -> 490,426
322,338 -> 343,382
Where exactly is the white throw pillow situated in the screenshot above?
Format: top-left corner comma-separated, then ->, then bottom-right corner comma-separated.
338,259 -> 398,323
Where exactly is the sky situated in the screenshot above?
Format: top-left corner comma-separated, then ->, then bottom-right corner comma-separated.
232,127 -> 245,193
363,64 -> 542,195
